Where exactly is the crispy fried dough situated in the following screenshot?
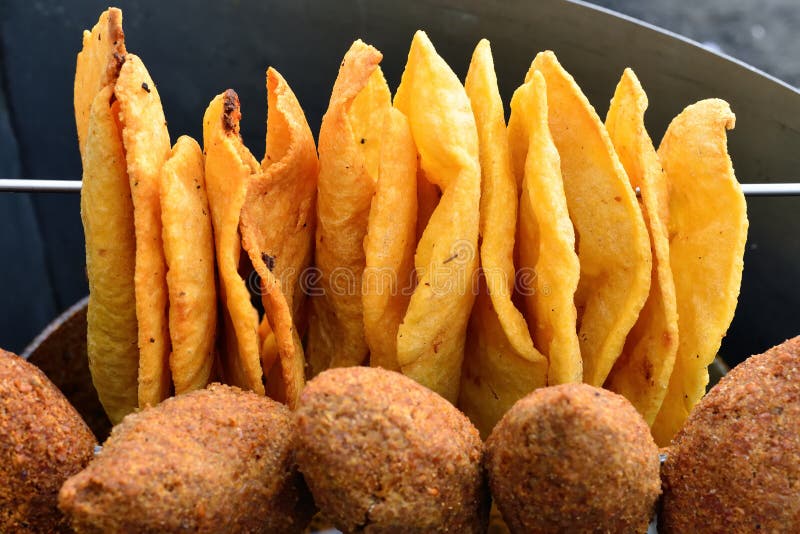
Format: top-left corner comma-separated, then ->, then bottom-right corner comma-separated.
529,52 -> 651,387
604,69 -> 679,426
393,31 -> 481,403
115,54 -> 172,408
81,85 -> 139,423
74,7 -> 125,156
307,40 -> 390,375
160,135 -> 216,395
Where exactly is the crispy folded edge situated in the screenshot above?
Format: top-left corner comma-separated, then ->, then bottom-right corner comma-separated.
240,68 -> 317,407
307,40 -> 388,375
363,107 -> 418,371
202,90 -> 264,394
530,51 -> 651,387
652,99 -> 747,445
509,71 -> 582,386
81,85 -> 138,424
604,69 -> 679,426
115,53 -> 173,408
394,31 -> 481,403
74,7 -> 126,157
459,39 -> 547,434
161,135 -> 217,395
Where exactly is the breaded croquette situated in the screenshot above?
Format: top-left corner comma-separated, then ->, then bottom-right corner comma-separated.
295,367 -> 488,532
1,349 -> 96,533
660,336 -> 800,533
59,383 -> 314,533
486,383 -> 660,534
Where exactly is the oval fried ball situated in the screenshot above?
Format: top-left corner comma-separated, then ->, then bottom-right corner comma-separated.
660,337 -> 800,533
0,349 -> 96,533
295,367 -> 488,532
58,383 -> 314,533
485,383 -> 660,533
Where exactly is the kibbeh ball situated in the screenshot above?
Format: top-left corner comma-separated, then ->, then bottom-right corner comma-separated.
295,366 -> 488,533
660,336 -> 800,533
0,349 -> 97,533
59,383 -> 314,533
0,349 -> 96,532
485,383 -> 660,534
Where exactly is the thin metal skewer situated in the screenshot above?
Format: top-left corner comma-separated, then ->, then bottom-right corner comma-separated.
633,183 -> 800,197
1,179 -> 800,196
0,179 -> 82,193
740,183 -> 800,196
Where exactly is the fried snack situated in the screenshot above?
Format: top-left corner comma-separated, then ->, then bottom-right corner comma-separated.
394,31 -> 481,403
652,99 -> 747,445
295,367 -> 488,533
460,289 -> 547,438
1,349 -> 96,533
530,52 -> 651,387
486,384 -> 661,533
416,169 -> 440,243
74,7 -> 125,156
604,69 -> 679,425
115,54 -> 172,408
508,70 -> 582,386
203,91 -> 264,394
81,85 -> 139,424
240,68 -> 318,323
59,384 -> 314,533
459,40 -> 547,436
160,135 -> 216,395
363,108 -> 417,371
238,68 -> 317,407
307,40 -> 390,375
660,337 -> 800,533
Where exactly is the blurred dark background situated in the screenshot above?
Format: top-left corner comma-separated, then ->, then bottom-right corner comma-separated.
1,0 -> 799,366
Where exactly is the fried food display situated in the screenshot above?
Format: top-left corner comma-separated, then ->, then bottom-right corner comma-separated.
530,52 -> 652,388
66,8 -> 761,529
394,31 -> 481,403
486,384 -> 661,533
77,8 -> 228,419
362,107 -> 418,371
660,337 -> 800,533
59,384 -> 314,533
507,69 -> 582,387
1,350 -> 96,533
459,40 -> 548,437
308,40 -> 390,375
295,367 -> 488,532
160,135 -> 216,395
604,69 -> 679,425
651,99 -> 748,445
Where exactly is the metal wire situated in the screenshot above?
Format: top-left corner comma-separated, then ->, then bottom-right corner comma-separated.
0,179 -> 82,193
2,179 -> 800,196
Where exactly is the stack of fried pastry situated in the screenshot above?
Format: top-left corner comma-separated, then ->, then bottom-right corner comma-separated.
78,8 -> 747,446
